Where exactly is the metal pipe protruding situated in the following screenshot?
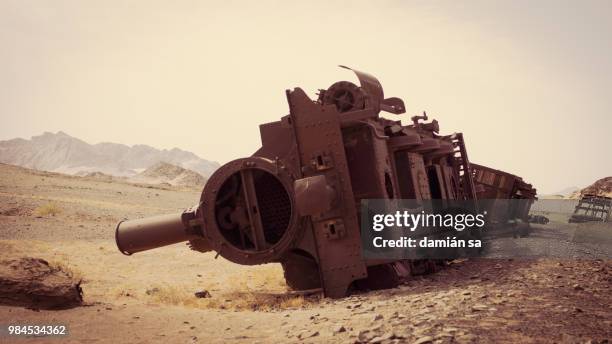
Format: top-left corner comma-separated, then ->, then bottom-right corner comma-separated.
115,212 -> 197,255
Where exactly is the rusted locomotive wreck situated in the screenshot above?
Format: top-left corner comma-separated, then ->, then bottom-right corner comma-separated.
115,66 -> 536,298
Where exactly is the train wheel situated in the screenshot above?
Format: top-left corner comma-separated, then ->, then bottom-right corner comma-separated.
281,251 -> 321,291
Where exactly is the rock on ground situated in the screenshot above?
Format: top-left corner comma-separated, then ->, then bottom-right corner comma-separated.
0,257 -> 82,309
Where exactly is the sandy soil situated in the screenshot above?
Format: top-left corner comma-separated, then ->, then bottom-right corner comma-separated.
0,163 -> 610,343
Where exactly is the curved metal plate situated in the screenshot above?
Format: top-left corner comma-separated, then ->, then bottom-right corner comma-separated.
339,65 -> 384,111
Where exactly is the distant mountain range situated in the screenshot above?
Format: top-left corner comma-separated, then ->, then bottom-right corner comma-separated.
539,186 -> 581,199
552,186 -> 580,196
0,131 -> 219,178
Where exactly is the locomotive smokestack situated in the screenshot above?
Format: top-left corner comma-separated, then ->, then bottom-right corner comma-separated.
115,207 -> 202,255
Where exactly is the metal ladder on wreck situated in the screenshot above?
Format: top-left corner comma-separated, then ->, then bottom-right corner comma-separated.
451,133 -> 478,202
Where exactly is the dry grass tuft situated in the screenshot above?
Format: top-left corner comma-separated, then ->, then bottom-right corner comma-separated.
280,295 -> 307,308
148,285 -> 187,305
145,283 -> 321,312
48,256 -> 83,282
136,264 -> 321,312
34,202 -> 63,217
211,291 -> 320,311
225,268 -> 287,291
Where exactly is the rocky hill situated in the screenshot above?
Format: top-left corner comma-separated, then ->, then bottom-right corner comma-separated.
129,162 -> 207,188
0,131 -> 219,178
570,176 -> 612,199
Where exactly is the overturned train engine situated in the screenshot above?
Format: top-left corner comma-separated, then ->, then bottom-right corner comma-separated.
115,66 -> 536,298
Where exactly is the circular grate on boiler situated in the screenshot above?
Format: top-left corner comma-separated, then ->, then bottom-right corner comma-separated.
214,169 -> 292,250
252,169 -> 291,244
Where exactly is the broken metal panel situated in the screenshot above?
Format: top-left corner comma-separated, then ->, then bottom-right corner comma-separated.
342,124 -> 387,200
338,65 -> 384,113
393,151 -> 431,200
286,87 -> 368,298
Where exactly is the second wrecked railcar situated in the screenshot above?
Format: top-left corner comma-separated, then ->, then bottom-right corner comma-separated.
471,163 -> 537,224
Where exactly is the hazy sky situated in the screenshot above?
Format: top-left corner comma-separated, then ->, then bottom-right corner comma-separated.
1,0 -> 610,194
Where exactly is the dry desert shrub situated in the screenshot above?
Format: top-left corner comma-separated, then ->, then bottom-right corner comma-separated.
34,202 -> 63,217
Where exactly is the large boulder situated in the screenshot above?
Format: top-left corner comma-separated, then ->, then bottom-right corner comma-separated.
0,257 -> 83,309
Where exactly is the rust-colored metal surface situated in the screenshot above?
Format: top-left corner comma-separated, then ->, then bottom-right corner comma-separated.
114,66 -> 538,298
116,208 -> 201,255
471,163 -> 537,224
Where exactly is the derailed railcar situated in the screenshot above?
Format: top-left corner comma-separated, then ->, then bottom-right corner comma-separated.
569,194 -> 611,223
471,163 -> 537,225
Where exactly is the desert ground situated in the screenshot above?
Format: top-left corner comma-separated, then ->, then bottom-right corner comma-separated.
0,163 -> 610,343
